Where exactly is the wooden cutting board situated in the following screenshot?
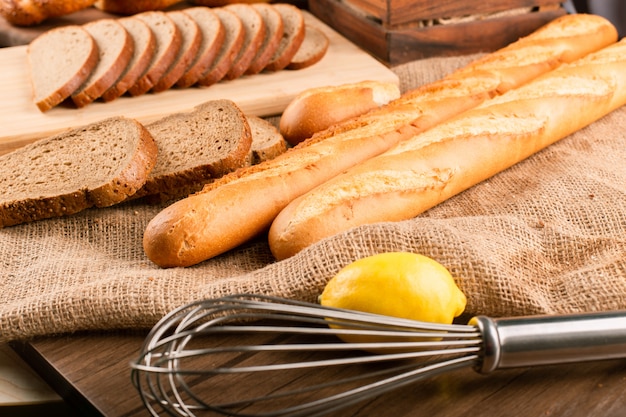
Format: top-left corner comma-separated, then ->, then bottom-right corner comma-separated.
0,11 -> 398,156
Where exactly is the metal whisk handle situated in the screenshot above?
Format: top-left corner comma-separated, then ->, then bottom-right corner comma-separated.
472,310 -> 626,373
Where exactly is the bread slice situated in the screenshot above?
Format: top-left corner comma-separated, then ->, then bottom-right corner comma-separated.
134,99 -> 252,202
71,19 -> 134,108
264,3 -> 305,72
0,116 -> 158,228
128,11 -> 182,96
27,25 -> 99,112
223,4 -> 266,80
152,10 -> 202,92
196,8 -> 245,87
245,3 -> 284,76
101,17 -> 157,102
176,7 -> 225,88
247,115 -> 288,164
287,25 -> 329,70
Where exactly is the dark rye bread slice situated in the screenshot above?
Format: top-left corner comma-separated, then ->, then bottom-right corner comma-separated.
247,115 -> 288,165
0,117 -> 158,228
128,11 -> 182,96
223,4 -> 266,80
152,10 -> 202,92
264,3 -> 305,72
176,7 -> 225,89
71,19 -> 134,108
245,3 -> 283,76
102,17 -> 156,102
27,25 -> 98,112
287,25 -> 329,70
133,99 -> 252,202
196,7 -> 245,87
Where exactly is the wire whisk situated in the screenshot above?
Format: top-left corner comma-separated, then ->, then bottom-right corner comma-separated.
130,294 -> 626,417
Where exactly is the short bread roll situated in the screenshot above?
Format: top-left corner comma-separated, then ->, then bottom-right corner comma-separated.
268,38 -> 626,260
279,80 -> 401,146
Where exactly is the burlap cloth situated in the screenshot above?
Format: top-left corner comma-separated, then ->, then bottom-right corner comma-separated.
2,55 -> 626,343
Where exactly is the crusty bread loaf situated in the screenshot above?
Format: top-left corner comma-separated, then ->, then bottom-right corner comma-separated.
27,25 -> 99,112
269,38 -> 626,260
287,25 -> 329,70
101,17 -> 157,102
264,3 -> 305,72
151,10 -> 202,92
196,7 -> 245,87
71,19 -> 134,108
247,115 -> 288,164
0,0 -> 96,26
133,99 -> 252,202
142,13 -> 618,267
0,116 -> 157,228
279,80 -> 401,146
128,11 -> 182,96
245,3 -> 283,76
223,3 -> 266,80
176,7 -> 225,88
94,0 -> 184,14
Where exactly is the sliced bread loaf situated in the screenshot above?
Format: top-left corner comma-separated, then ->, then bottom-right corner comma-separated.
264,3 -> 305,72
247,115 -> 288,165
245,3 -> 284,76
287,25 -> 329,70
128,11 -> 182,96
134,99 -> 252,202
223,4 -> 266,80
152,10 -> 202,92
101,17 -> 157,102
71,19 -> 134,108
176,7 -> 225,88
196,8 -> 245,87
0,116 -> 158,228
27,25 -> 99,112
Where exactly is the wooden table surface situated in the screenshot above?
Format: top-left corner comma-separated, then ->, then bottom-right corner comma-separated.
9,329 -> 626,417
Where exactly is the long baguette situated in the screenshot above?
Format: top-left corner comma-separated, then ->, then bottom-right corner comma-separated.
143,14 -> 617,268
269,38 -> 626,260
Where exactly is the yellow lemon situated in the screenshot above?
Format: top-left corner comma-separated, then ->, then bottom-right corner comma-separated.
320,252 -> 467,325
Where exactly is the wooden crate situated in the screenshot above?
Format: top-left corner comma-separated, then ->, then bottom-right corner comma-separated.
308,0 -> 567,65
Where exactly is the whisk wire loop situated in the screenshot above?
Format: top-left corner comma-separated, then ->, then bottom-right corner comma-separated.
131,294 -> 484,417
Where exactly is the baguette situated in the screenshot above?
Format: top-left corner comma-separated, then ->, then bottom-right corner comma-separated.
0,0 -> 96,26
143,14 -> 618,268
269,38 -> 626,260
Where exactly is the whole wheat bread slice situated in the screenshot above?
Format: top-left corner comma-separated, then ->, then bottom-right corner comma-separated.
27,25 -> 99,112
223,4 -> 266,80
0,116 -> 158,228
287,25 -> 329,70
247,115 -> 288,164
176,7 -> 225,88
71,19 -> 134,107
101,17 -> 157,102
152,10 -> 202,92
128,11 -> 182,96
264,3 -> 305,72
133,99 -> 253,202
196,8 -> 244,87
245,3 -> 284,76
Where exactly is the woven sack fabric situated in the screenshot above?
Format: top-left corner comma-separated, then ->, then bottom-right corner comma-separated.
1,54 -> 625,342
